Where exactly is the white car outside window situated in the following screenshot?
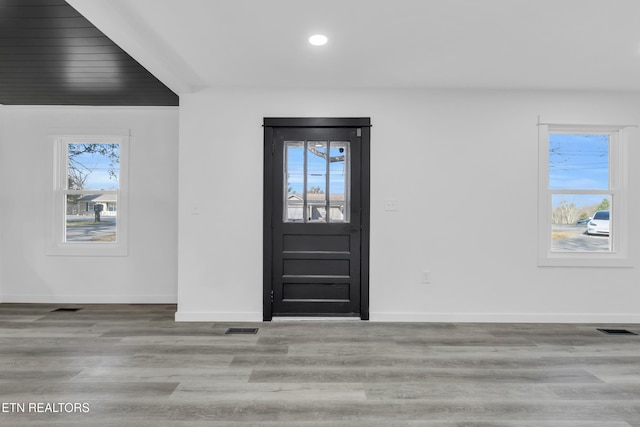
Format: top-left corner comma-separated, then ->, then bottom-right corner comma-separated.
587,210 -> 610,236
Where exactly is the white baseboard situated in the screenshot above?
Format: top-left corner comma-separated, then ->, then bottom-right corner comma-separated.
174,311 -> 640,324
272,317 -> 361,322
3,301 -> 636,324
0,295 -> 177,304
370,312 -> 640,324
174,311 -> 262,322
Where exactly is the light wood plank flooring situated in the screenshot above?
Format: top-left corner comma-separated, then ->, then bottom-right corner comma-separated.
1,304 -> 640,426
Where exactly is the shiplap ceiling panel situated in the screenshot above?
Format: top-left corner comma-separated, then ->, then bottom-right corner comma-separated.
0,0 -> 178,106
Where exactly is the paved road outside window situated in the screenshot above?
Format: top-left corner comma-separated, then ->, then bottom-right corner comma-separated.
551,224 -> 609,252
66,215 -> 116,242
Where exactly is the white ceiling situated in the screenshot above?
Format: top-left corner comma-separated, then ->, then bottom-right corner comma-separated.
67,0 -> 640,94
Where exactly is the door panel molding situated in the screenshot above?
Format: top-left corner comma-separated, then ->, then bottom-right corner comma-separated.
263,117 -> 370,320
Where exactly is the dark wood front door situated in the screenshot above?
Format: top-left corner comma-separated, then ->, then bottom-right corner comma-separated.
263,118 -> 370,320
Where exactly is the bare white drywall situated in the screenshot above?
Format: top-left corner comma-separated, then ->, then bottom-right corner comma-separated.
176,88 -> 639,322
0,106 -> 179,303
0,106 -> 6,299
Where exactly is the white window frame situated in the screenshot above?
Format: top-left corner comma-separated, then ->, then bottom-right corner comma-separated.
47,132 -> 129,256
538,123 -> 632,267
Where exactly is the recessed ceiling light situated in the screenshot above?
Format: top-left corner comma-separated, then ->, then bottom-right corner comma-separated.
309,34 -> 328,46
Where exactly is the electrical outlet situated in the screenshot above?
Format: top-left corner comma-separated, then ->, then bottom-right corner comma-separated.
422,271 -> 431,284
384,199 -> 398,211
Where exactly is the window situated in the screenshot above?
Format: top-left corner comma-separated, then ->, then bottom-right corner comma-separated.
47,133 -> 128,256
283,140 -> 350,223
538,123 -> 631,267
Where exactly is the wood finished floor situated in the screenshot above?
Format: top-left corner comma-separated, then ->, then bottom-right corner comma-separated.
1,304 -> 640,426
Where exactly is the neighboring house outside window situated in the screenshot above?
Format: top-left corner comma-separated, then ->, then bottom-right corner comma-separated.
538,123 -> 632,267
47,132 -> 129,256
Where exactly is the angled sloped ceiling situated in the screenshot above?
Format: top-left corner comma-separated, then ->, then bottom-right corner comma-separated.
0,0 -> 178,106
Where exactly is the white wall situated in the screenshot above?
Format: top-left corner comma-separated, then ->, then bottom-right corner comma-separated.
0,107 -> 6,298
176,88 -> 639,322
0,106 -> 179,303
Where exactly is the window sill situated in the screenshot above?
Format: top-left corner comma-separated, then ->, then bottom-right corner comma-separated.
538,254 -> 632,268
46,242 -> 128,257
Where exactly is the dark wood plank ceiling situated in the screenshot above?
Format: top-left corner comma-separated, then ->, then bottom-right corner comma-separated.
0,0 -> 178,106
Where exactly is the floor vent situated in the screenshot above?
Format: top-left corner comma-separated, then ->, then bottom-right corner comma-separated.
51,308 -> 83,312
225,328 -> 259,335
597,328 -> 637,335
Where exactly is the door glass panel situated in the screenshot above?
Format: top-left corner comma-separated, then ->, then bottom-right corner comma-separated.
284,139 -> 351,223
284,141 -> 304,222
329,141 -> 349,223
307,141 -> 327,222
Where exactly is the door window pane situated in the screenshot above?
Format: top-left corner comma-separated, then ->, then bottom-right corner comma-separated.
284,141 -> 304,222
307,141 -> 328,222
329,141 -> 349,222
284,140 -> 350,223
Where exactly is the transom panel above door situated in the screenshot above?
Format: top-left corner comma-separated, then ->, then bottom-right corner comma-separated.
263,118 -> 370,320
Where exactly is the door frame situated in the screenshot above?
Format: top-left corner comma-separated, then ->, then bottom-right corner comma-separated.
263,117 -> 371,321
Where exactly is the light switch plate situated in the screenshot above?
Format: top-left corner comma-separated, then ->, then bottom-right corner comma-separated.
384,199 -> 398,211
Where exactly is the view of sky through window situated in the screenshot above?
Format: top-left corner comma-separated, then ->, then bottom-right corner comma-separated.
548,133 -> 612,252
549,133 -> 609,208
286,141 -> 347,195
67,144 -> 120,190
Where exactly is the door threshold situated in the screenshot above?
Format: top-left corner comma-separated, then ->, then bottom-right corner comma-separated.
272,317 -> 362,322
